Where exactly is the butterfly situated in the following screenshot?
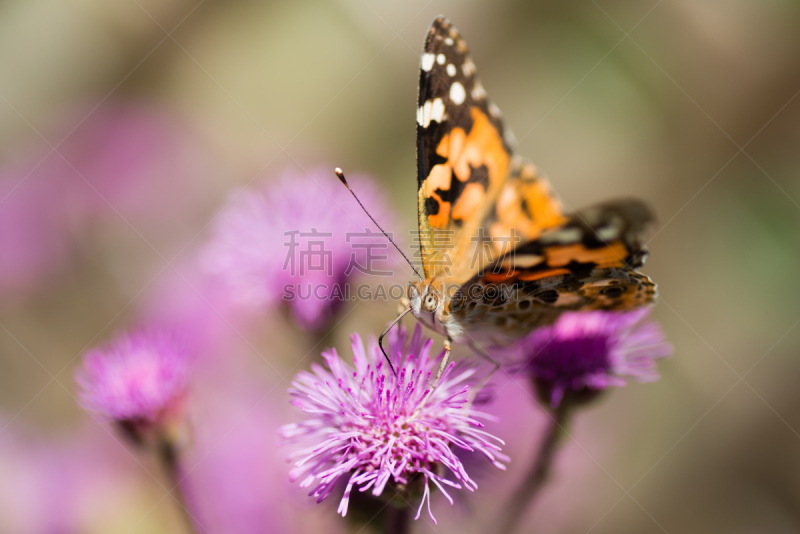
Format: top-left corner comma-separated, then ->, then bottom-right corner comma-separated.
342,16 -> 657,390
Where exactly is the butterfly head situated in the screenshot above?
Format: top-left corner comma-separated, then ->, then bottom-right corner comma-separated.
407,279 -> 450,334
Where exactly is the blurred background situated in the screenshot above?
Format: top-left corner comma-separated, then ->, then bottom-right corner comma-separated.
1,0 -> 800,533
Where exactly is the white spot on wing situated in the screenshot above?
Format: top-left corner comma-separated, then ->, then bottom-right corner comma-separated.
421,53 -> 435,72
450,82 -> 466,104
540,227 -> 582,244
596,227 -> 619,241
446,64 -> 456,76
419,99 -> 446,128
462,59 -> 476,76
437,54 -> 446,65
430,98 -> 445,123
488,102 -> 501,117
445,37 -> 454,46
471,81 -> 486,100
421,100 -> 432,127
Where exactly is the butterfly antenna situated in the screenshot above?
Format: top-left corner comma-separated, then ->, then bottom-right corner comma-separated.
378,307 -> 413,378
335,168 -> 423,280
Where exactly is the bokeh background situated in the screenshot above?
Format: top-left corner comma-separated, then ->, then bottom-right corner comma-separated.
2,0 -> 800,533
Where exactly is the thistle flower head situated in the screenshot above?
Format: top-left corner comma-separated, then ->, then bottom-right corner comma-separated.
201,167 -> 395,332
280,325 -> 507,523
75,331 -> 189,434
523,309 -> 672,407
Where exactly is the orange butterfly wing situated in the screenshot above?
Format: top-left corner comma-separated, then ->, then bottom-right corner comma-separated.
416,17 -> 565,282
413,18 -> 658,346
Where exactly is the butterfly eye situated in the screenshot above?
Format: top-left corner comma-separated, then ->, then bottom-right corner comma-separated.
424,294 -> 438,310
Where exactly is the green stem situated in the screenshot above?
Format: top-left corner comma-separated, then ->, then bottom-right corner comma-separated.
496,404 -> 570,534
158,439 -> 201,534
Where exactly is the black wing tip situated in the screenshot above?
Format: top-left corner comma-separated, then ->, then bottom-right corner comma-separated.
430,16 -> 451,30
426,16 -> 455,46
606,197 -> 658,227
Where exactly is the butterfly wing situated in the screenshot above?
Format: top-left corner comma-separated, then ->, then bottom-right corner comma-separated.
449,199 -> 657,344
414,17 -> 659,347
416,17 -> 565,281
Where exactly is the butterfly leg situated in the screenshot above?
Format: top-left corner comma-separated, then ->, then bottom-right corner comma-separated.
432,338 -> 452,392
416,338 -> 452,413
378,307 -> 412,378
467,340 -> 500,405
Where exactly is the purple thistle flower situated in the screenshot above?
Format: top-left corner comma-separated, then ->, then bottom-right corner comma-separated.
62,101 -> 207,219
521,309 -> 673,407
201,167 -> 397,332
280,325 -> 507,524
75,331 -> 189,436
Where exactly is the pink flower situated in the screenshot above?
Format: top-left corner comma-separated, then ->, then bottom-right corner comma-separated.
62,101 -> 210,220
75,331 -> 189,433
521,309 -> 672,407
280,325 -> 507,523
201,167 -> 398,332
0,99 -> 213,302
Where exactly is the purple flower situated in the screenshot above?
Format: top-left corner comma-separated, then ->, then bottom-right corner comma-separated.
63,101 -> 211,220
280,325 -> 507,523
75,331 -> 189,434
201,167 -> 398,332
0,99 -> 212,302
522,309 -> 672,407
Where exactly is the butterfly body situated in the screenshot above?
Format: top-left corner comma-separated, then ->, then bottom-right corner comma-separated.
406,278 -> 466,343
407,17 -> 657,354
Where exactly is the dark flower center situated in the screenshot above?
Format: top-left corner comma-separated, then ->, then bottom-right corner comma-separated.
529,334 -> 611,383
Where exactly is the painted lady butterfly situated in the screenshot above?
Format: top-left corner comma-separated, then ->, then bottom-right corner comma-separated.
345,17 -> 657,388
